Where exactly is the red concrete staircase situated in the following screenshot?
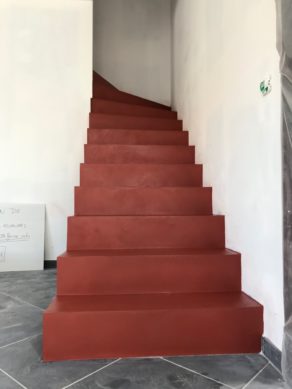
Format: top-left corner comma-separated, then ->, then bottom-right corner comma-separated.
43,73 -> 263,361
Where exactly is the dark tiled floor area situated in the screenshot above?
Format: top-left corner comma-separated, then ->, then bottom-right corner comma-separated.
0,270 -> 285,389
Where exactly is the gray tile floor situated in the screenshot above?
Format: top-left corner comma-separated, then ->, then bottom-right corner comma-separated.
0,269 -> 285,389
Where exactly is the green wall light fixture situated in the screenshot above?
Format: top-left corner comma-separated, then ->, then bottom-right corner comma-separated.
260,76 -> 272,96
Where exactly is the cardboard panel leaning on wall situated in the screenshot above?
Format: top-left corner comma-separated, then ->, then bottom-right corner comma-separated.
0,204 -> 45,271
0,0 -> 93,261
172,0 -> 284,349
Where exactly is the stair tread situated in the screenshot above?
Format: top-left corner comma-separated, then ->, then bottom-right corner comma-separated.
46,292 -> 261,313
84,144 -> 195,164
89,129 -> 182,132
90,112 -> 179,121
80,164 -> 202,187
91,98 -> 177,115
87,129 -> 188,146
91,98 -> 175,111
57,247 -> 241,295
75,186 -> 210,190
67,215 -> 224,250
74,185 -> 212,216
88,128 -> 185,133
60,248 -> 238,257
89,113 -> 182,131
81,163 -> 201,167
85,144 -> 191,149
69,214 -> 220,218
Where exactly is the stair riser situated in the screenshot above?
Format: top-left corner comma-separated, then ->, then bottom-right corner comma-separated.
93,85 -> 171,110
80,164 -> 202,187
43,307 -> 263,361
89,114 -> 182,131
91,99 -> 177,119
84,145 -> 195,164
57,254 -> 241,295
87,129 -> 189,146
75,187 -> 212,216
67,216 -> 225,250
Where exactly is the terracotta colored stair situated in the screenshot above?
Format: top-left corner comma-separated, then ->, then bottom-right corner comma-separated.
43,73 -> 263,361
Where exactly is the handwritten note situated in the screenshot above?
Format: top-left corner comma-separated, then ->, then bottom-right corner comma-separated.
0,204 -> 45,271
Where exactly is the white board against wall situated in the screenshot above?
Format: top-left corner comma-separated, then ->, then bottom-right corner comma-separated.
0,204 -> 45,271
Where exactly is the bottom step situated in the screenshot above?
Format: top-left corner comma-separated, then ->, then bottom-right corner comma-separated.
43,292 -> 263,361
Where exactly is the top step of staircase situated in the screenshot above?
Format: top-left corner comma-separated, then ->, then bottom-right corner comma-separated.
91,99 -> 177,119
93,72 -> 171,111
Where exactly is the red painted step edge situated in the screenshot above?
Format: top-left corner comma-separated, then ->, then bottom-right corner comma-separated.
87,129 -> 189,145
91,99 -> 177,119
43,292 -> 263,361
66,215 -> 225,251
84,144 -> 195,164
89,113 -> 183,131
57,248 -> 241,295
74,187 -> 212,216
79,164 -> 203,187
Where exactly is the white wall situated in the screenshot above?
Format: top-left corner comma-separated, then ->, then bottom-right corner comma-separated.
172,0 -> 284,349
0,0 -> 93,262
93,0 -> 171,105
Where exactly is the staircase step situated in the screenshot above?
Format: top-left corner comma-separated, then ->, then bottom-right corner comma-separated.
43,292 -> 263,361
80,164 -> 202,187
91,99 -> 177,119
75,187 -> 212,216
87,129 -> 188,145
57,248 -> 241,295
67,215 -> 225,250
84,145 -> 195,164
93,84 -> 171,110
89,113 -> 182,131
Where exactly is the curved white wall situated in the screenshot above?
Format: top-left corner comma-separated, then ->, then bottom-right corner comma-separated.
0,0 -> 93,262
93,0 -> 171,105
172,0 -> 284,349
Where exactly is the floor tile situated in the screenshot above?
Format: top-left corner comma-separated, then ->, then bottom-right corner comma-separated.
0,334 -> 115,389
246,364 -> 285,388
0,293 -> 24,311
166,354 -> 268,388
0,270 -> 56,309
0,304 -> 42,347
0,370 -> 23,388
0,270 -> 56,288
70,358 -> 227,389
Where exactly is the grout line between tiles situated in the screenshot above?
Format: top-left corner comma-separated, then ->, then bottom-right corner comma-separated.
0,292 -> 44,311
161,357 -> 235,389
0,333 -> 41,350
0,368 -> 28,389
0,323 -> 22,331
241,361 -> 270,389
61,358 -> 122,389
261,352 -> 282,375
